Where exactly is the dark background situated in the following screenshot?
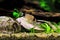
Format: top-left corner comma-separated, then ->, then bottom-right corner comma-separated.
0,0 -> 25,10
0,0 -> 60,11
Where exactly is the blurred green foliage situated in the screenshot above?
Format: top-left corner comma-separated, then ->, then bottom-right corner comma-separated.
39,0 -> 56,11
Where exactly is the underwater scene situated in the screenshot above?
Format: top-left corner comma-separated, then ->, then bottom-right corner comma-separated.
0,0 -> 60,40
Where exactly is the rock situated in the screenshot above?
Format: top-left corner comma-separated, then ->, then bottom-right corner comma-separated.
25,14 -> 36,24
16,17 -> 34,29
16,16 -> 44,31
0,16 -> 21,33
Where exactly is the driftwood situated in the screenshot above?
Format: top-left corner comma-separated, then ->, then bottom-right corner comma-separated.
31,12 -> 60,17
21,8 -> 60,17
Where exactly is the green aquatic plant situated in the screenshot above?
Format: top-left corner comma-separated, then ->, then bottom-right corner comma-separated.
29,22 -> 54,33
40,23 -> 51,33
58,22 -> 60,25
56,22 -> 60,33
52,22 -> 60,33
29,28 -> 35,33
13,9 -> 23,18
13,11 -> 19,18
